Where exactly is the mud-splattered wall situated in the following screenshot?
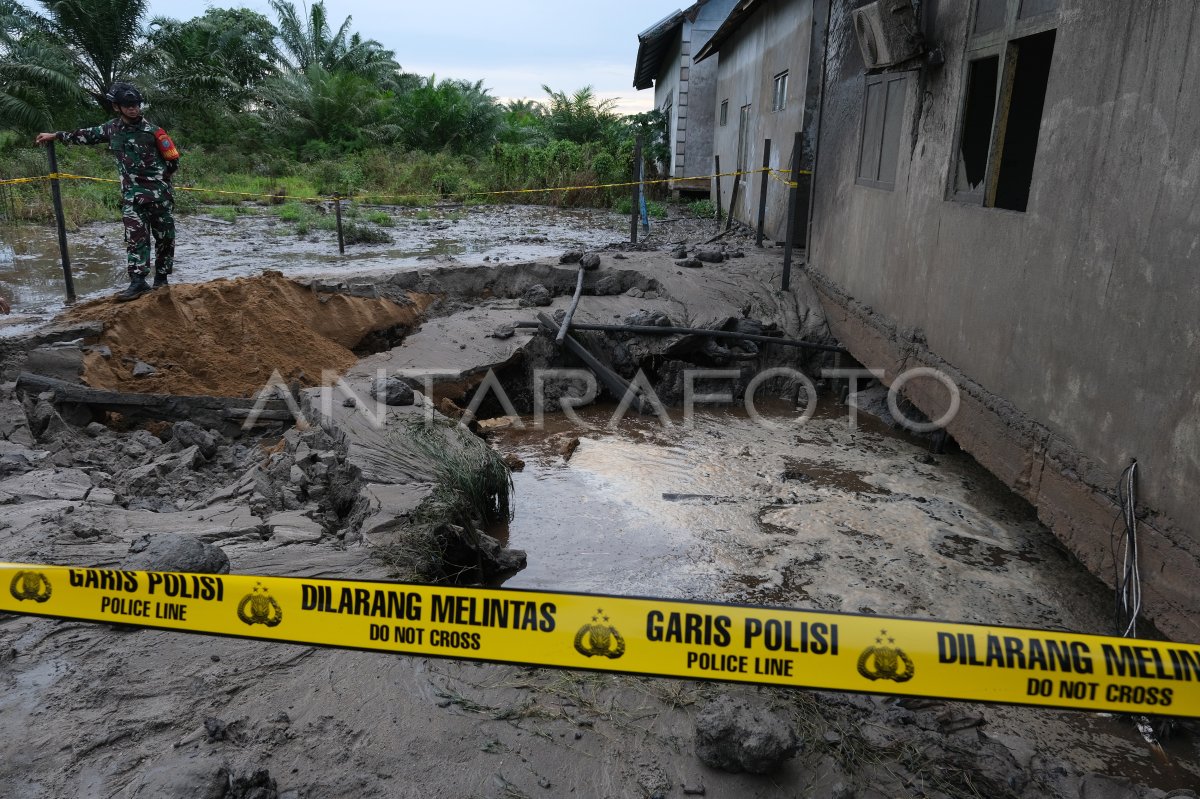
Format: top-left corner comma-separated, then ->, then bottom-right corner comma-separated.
808,0 -> 1200,639
703,0 -> 814,237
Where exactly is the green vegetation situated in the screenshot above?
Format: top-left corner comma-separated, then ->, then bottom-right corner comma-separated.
0,0 -> 673,225
687,198 -> 717,219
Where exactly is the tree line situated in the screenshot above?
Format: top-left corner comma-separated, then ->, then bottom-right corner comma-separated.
0,0 -> 668,201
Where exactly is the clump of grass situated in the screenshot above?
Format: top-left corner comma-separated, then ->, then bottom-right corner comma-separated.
414,209 -> 433,221
375,418 -> 513,580
276,202 -> 307,223
365,210 -> 393,226
612,197 -> 667,219
341,220 -> 392,245
687,198 -> 716,218
207,205 -> 238,223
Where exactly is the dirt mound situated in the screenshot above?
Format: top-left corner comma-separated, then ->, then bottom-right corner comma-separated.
67,272 -> 432,397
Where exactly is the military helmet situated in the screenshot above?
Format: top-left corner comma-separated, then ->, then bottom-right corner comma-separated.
105,82 -> 144,106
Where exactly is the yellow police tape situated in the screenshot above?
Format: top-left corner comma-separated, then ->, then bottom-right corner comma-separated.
0,167 -> 814,204
2,563 -> 1196,717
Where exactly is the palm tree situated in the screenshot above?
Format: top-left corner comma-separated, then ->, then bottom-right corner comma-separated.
24,0 -> 153,110
0,0 -> 86,130
269,0 -> 398,82
540,86 -> 621,144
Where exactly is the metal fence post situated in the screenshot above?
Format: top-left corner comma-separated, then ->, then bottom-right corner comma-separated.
781,131 -> 803,292
334,196 -> 345,255
756,138 -> 772,247
630,137 -> 642,245
44,142 -> 76,304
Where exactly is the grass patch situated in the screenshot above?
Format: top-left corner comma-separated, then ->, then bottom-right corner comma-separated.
686,198 -> 716,218
365,210 -> 393,226
206,205 -> 239,223
341,220 -> 392,245
375,418 -> 513,582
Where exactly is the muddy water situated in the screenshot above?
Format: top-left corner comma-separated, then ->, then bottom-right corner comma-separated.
491,400 -> 1104,628
0,203 -> 631,331
490,402 -> 1200,789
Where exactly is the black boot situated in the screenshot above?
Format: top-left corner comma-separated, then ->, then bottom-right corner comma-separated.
153,272 -> 169,289
115,275 -> 152,302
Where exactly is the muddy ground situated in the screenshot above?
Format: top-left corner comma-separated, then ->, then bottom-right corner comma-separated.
0,205 -> 1197,799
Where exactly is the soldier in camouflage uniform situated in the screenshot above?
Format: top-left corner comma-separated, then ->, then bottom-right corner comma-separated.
36,82 -> 180,301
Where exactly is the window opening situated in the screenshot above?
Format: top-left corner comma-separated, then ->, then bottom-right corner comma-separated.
720,100 -> 728,126
991,30 -> 1056,211
955,55 -> 1000,195
772,71 -> 788,112
736,104 -> 752,178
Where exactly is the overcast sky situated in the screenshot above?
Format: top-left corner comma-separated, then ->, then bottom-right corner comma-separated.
141,0 -> 688,113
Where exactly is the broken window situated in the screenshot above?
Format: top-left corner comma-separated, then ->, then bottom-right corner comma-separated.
951,0 -> 1058,211
857,73 -> 908,190
772,71 -> 788,112
954,56 -> 1000,196
720,100 -> 728,126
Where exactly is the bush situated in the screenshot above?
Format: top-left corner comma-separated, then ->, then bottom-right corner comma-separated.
341,221 -> 392,245
687,199 -> 717,219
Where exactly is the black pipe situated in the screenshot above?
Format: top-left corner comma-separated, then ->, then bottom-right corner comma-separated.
515,320 -> 847,354
556,264 -> 586,345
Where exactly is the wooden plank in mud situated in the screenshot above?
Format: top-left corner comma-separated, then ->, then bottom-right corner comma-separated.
14,372 -> 295,427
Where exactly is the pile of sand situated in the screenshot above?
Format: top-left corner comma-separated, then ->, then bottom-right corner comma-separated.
67,272 -> 432,397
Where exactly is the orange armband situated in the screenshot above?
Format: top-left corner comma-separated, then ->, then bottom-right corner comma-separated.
155,128 -> 179,160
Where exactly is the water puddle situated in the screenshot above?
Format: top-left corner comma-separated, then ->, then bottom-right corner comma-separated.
488,400 -> 1116,633
0,204 -> 629,332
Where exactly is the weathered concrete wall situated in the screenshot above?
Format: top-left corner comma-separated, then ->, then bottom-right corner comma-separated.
808,0 -> 1200,639
711,0 -> 813,238
653,34 -> 684,177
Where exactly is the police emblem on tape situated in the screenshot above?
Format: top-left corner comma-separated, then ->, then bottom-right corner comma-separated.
574,609 -> 625,659
9,571 -> 52,603
857,629 -> 915,683
237,582 -> 283,627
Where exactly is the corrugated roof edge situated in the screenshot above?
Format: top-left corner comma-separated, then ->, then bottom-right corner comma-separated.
634,9 -> 687,89
693,0 -> 766,63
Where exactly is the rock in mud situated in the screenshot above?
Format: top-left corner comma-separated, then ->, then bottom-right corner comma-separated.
594,273 -> 625,296
122,534 -> 231,574
171,420 -> 219,460
671,246 -> 688,259
132,360 -> 157,378
371,376 -> 416,406
502,452 -> 525,472
695,247 -> 725,263
694,694 -> 799,774
559,250 -> 583,264
625,310 -> 672,327
675,258 -> 704,269
519,284 -> 553,307
580,252 -> 601,271
492,324 -> 516,339
437,525 -> 526,580
0,466 -> 91,501
202,767 -> 278,799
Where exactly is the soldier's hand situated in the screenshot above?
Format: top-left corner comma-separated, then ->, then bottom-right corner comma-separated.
35,133 -> 56,145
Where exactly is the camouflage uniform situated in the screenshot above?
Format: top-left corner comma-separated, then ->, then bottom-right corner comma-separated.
56,118 -> 180,279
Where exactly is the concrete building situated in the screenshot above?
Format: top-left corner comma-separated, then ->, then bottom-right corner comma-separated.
694,0 -> 815,239
633,0 -> 739,193
806,0 -> 1200,640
